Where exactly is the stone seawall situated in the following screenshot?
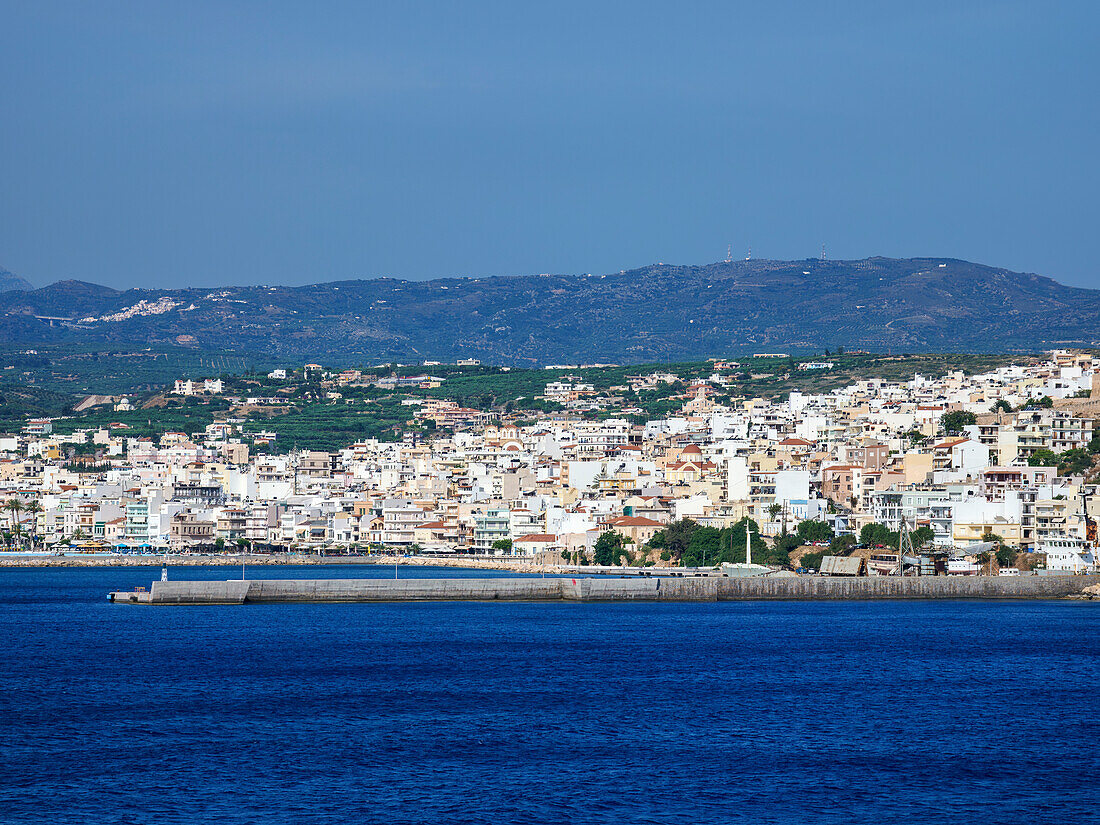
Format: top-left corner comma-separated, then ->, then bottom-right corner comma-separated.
108,574 -> 1100,605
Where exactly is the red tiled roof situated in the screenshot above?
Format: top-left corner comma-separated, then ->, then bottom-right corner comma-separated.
933,438 -> 968,450
607,516 -> 664,527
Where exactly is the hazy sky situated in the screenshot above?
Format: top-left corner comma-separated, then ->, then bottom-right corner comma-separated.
1,1 -> 1097,290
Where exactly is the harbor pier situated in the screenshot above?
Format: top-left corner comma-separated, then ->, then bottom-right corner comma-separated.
109,574 -> 1100,604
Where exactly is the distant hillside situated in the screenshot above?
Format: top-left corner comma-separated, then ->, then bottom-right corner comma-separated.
0,266 -> 32,292
0,257 -> 1096,364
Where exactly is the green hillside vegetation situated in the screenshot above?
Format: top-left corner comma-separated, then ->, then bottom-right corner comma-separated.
0,381 -> 78,432
29,348 -> 1038,449
242,399 -> 414,452
49,397 -> 222,439
0,345 -> 278,398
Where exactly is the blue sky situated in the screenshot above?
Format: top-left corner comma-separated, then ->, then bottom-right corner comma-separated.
1,1 -> 1097,289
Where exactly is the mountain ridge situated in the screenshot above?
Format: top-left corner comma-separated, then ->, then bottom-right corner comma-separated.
1,257 -> 1097,364
0,266 -> 33,292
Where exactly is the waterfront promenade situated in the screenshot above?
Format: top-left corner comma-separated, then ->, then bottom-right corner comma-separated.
0,552 -> 556,574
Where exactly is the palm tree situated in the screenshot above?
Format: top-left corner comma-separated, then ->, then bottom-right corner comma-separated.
25,501 -> 43,550
5,499 -> 22,548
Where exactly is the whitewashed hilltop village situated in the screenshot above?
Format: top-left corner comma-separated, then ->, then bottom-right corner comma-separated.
5,350 -> 1100,574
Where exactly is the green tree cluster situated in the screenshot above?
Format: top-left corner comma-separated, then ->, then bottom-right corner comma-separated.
795,520 -> 834,544
593,531 -> 630,566
941,410 -> 977,434
1024,396 -> 1055,409
1027,447 -> 1094,476
860,522 -> 898,548
648,517 -> 777,567
980,530 -> 1018,567
857,522 -> 934,550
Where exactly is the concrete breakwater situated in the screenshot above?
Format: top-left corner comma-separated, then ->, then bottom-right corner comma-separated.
109,574 -> 1100,604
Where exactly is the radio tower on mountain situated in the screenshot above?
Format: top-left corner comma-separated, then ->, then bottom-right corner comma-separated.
725,244 -> 732,263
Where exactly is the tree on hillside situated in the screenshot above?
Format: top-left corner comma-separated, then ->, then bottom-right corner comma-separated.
769,534 -> 800,566
1027,449 -> 1059,468
718,517 -> 768,564
860,522 -> 898,548
941,410 -> 977,434
992,399 -> 1013,414
798,549 -> 827,571
662,517 -> 769,566
682,526 -> 723,567
1020,396 -> 1054,410
593,531 -> 630,566
829,534 -> 858,555
795,519 -> 834,544
1058,448 -> 1093,476
647,518 -> 700,561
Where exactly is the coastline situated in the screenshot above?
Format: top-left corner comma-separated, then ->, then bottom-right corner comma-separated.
10,554 -> 1100,601
0,552 -> 559,574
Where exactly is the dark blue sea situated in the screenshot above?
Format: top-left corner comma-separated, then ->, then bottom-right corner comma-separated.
2,565 -> 1098,824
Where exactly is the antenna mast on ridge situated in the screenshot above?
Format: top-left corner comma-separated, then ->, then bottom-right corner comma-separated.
821,244 -> 827,261
725,244 -> 732,263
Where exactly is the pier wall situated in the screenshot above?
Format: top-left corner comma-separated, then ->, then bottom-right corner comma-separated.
112,574 -> 1100,605
714,575 -> 1100,600
151,580 -> 250,604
